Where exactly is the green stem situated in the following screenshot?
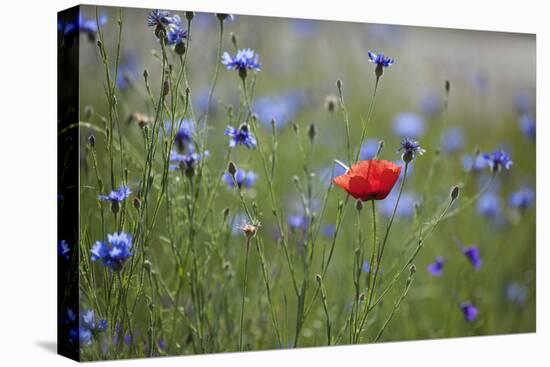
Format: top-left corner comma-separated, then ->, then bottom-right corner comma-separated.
239,237 -> 251,351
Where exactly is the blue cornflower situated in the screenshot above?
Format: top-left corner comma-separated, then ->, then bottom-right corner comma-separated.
116,54 -> 140,90
99,185 -> 132,203
506,282 -> 528,305
167,26 -> 188,46
427,256 -> 445,277
462,154 -> 488,172
61,13 -> 107,38
173,119 -> 195,150
398,138 -> 426,163
91,232 -> 133,272
460,302 -> 478,322
58,240 -> 70,261
392,113 -> 425,138
509,186 -> 534,209
462,245 -> 482,269
319,163 -> 347,187
519,115 -> 536,140
477,192 -> 501,218
224,169 -> 257,189
288,215 -> 309,232
169,149 -> 208,175
79,310 -> 107,345
253,91 -> 306,128
483,150 -> 513,172
379,191 -> 420,219
221,48 -> 261,78
441,128 -> 465,153
367,50 -> 395,68
514,90 -> 531,114
225,124 -> 257,149
359,139 -> 381,160
322,224 -> 336,238
362,261 -> 370,273
147,9 -> 180,28
419,91 -> 443,116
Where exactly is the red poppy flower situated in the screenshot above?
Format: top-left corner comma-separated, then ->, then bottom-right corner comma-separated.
333,160 -> 401,201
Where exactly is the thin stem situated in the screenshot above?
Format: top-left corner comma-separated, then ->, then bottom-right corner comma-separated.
239,237 -> 251,351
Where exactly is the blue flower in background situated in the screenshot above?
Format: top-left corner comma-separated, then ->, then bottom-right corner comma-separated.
419,91 -> 443,116
222,48 -> 261,73
253,91 -> 306,128
509,186 -> 534,210
91,232 -> 133,272
322,224 -> 336,238
319,163 -> 347,187
514,90 -> 532,114
172,119 -> 195,150
427,256 -> 445,277
61,13 -> 107,38
483,150 -> 513,172
367,51 -> 395,68
225,124 -> 257,149
99,185 -> 131,203
224,169 -> 257,189
78,310 -> 107,345
392,113 -> 425,138
477,191 -> 501,219
362,261 -> 370,274
462,245 -> 482,269
506,282 -> 528,305
293,19 -> 318,37
441,128 -> 465,153
288,214 -> 309,232
169,149 -> 208,172
460,302 -> 478,322
115,55 -> 140,90
379,191 -> 420,219
472,70 -> 489,94
519,115 -> 536,140
359,139 -> 380,160
58,240 -> 70,261
462,154 -> 488,172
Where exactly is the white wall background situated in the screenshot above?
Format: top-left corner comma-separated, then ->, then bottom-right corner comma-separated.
0,0 -> 546,365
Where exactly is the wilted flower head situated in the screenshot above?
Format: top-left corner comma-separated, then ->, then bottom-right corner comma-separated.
460,302 -> 478,322
483,150 -> 513,172
224,169 -> 257,189
129,112 -> 152,129
222,48 -> 261,78
225,123 -> 257,149
236,220 -> 261,239
324,94 -> 339,113
99,185 -> 132,203
398,138 -> 426,163
427,256 -> 445,276
91,232 -> 133,272
392,113 -> 425,138
509,186 -> 535,209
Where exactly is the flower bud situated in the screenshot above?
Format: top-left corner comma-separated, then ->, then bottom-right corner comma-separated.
84,105 -> 93,121
231,32 -> 238,49
375,64 -> 384,80
143,69 -> 149,81
185,11 -> 195,21
445,80 -> 451,95
355,199 -> 363,212
336,79 -> 343,91
162,80 -> 170,97
451,186 -> 460,201
227,161 -> 237,177
324,95 -> 338,113
315,274 -> 322,283
307,122 -> 316,143
111,200 -> 120,214
175,42 -> 186,56
217,13 -> 230,21
133,197 -> 141,210
223,207 -> 230,221
402,150 -> 414,163
87,134 -> 96,148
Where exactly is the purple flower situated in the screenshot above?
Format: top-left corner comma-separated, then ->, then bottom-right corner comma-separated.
58,240 -> 70,261
91,232 -> 133,272
379,191 -> 420,219
392,113 -> 425,138
78,310 -> 107,345
519,115 -> 536,140
460,302 -> 478,322
367,51 -> 395,68
99,185 -> 131,203
462,154 -> 488,172
147,9 -> 181,29
359,139 -> 380,160
419,91 -> 443,116
288,215 -> 308,232
441,128 -> 465,153
169,149 -> 208,174
398,138 -> 426,162
514,90 -> 532,114
506,282 -> 528,305
222,48 -> 261,75
253,91 -> 306,128
462,245 -> 482,269
426,256 -> 445,276
225,124 -> 257,149
483,150 -> 513,172
224,169 -> 257,189
509,186 -> 534,209
322,224 -> 336,238
477,191 -> 501,219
